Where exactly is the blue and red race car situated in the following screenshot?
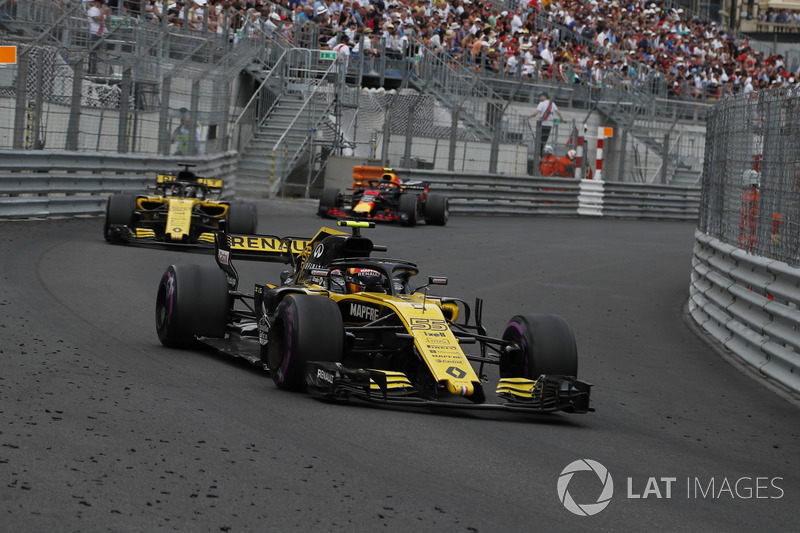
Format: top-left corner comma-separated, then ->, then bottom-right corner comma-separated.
318,167 -> 448,227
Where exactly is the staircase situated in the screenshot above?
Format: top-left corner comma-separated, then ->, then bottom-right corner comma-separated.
237,92 -> 314,197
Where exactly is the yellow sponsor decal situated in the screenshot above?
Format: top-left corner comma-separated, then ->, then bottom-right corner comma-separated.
228,234 -> 310,255
157,174 -> 175,183
386,300 -> 479,396
198,178 -> 223,188
165,198 -> 194,240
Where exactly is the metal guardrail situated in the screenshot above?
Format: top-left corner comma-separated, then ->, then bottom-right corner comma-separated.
689,230 -> 800,394
396,169 -> 700,220
0,151 -> 239,218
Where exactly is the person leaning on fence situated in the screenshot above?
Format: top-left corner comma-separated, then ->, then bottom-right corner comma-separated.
523,92 -> 564,160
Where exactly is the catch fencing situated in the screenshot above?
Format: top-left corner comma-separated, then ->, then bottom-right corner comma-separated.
692,88 -> 800,394
698,89 -> 800,268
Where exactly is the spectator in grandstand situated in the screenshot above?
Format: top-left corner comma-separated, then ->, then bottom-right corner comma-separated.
523,91 -> 564,159
352,28 -> 378,73
186,0 -> 208,31
332,35 -> 352,74
382,23 -> 404,60
264,12 -> 282,39
144,0 -> 162,22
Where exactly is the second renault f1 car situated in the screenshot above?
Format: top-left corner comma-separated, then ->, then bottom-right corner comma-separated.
318,168 -> 449,227
104,163 -> 257,250
154,221 -> 591,414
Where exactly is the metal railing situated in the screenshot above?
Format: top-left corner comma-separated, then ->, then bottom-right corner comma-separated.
689,231 -> 800,393
0,150 -> 238,218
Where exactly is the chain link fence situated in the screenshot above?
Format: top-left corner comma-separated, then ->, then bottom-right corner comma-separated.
699,88 -> 800,267
0,2 -> 261,156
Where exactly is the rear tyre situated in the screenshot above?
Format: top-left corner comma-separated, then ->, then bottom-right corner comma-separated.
265,295 -> 344,391
318,187 -> 340,217
424,194 -> 449,226
155,264 -> 229,348
499,313 -> 578,378
226,201 -> 257,234
104,194 -> 136,242
398,194 -> 419,227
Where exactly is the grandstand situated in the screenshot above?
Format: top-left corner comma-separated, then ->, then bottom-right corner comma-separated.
0,0 -> 797,195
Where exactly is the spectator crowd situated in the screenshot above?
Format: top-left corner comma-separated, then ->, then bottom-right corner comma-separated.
100,0 -> 800,100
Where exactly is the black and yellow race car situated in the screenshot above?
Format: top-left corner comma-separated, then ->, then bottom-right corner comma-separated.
154,221 -> 591,414
104,163 -> 257,249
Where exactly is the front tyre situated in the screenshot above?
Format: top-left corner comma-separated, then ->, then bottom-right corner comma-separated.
155,264 -> 229,348
226,201 -> 258,234
265,295 -> 344,391
318,187 -> 340,217
104,193 -> 136,242
499,313 -> 578,378
424,194 -> 449,226
398,194 -> 419,227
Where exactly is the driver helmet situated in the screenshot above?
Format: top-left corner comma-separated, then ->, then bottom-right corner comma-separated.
184,186 -> 197,198
345,268 -> 385,294
567,149 -> 576,160
171,184 -> 182,196
543,145 -> 554,156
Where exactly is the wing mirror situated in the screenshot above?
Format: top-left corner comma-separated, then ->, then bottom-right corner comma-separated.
413,276 -> 448,294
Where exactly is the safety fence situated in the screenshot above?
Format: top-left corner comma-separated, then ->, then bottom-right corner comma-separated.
693,88 -> 800,394
699,88 -> 800,269
689,231 -> 800,394
0,151 -> 238,218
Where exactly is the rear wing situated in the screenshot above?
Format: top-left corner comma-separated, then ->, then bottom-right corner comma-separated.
214,227 -> 345,289
157,174 -> 224,190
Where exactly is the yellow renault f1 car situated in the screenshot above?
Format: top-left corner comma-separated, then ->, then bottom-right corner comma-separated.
154,221 -> 592,414
104,163 -> 257,250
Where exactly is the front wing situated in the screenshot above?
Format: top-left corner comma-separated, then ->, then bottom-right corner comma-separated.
107,224 -> 218,250
306,362 -> 592,414
322,206 -> 402,223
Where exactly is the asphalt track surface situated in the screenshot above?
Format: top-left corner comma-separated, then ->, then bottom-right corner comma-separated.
1,199 -> 798,532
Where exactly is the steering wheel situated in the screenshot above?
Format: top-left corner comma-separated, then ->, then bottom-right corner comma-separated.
368,179 -> 401,192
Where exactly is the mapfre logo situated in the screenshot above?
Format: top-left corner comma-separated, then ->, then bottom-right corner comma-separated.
558,459 -> 614,516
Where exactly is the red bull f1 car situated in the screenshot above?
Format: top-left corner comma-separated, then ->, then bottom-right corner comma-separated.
318,167 -> 449,227
104,163 -> 257,250
154,221 -> 591,414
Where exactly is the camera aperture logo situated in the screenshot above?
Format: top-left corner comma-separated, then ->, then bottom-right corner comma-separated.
558,459 -> 614,516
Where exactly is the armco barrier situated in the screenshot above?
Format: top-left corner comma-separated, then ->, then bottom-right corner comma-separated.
2,159 -> 702,220
394,169 -> 700,220
689,230 -> 800,393
0,151 -> 239,218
